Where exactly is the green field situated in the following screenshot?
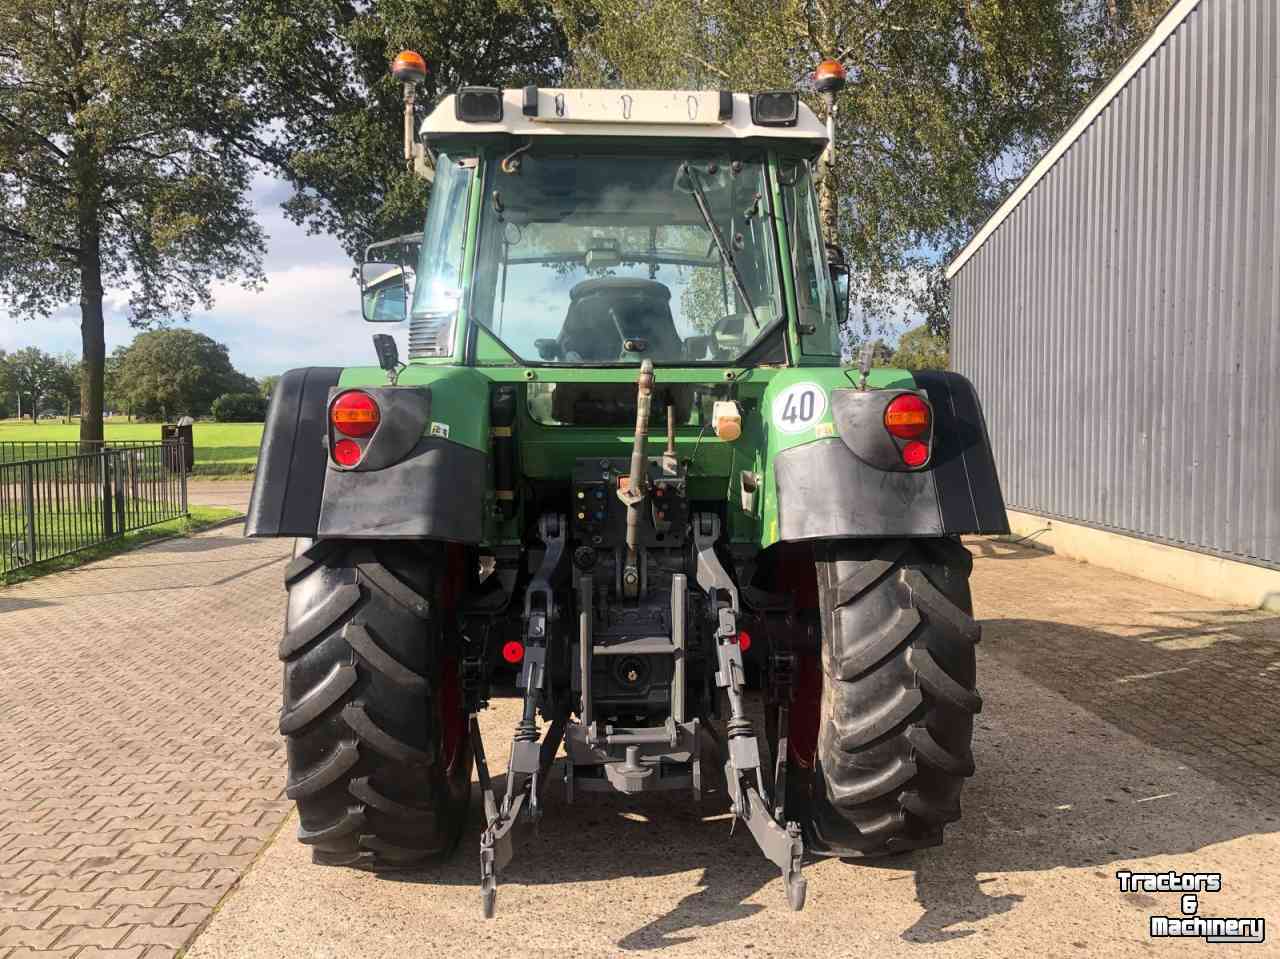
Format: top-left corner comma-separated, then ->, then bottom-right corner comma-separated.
0,420 -> 263,476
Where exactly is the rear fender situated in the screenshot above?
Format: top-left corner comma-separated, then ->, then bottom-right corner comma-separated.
771,370 -> 1007,542
246,368 -> 487,542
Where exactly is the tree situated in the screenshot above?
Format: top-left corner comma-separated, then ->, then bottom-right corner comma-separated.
0,0 -> 266,445
114,329 -> 254,419
103,347 -> 128,418
236,0 -> 570,258
892,325 -> 949,371
212,392 -> 268,422
561,0 -> 1175,341
4,347 -> 69,422
258,375 -> 281,400
47,355 -> 80,419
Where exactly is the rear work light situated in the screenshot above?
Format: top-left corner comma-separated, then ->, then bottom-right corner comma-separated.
884,394 -> 930,439
750,92 -> 798,127
456,86 -> 503,123
331,391 -> 380,438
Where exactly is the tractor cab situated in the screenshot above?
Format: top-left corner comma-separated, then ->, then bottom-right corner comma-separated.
362,87 -> 847,369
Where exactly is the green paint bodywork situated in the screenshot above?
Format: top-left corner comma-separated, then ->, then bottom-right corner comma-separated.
343,148 -> 917,549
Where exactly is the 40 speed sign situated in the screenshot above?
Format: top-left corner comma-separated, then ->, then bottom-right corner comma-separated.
771,382 -> 827,435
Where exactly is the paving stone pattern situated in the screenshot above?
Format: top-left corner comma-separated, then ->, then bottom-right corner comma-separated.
0,529 -> 294,958
969,537 -> 1280,807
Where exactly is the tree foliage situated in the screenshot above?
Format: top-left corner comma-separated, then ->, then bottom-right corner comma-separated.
891,324 -> 949,371
0,0 -> 268,442
560,0 -> 1176,341
237,0 -> 570,259
113,329 -> 255,419
2,347 -> 77,421
212,391 -> 268,422
1,0 -> 571,442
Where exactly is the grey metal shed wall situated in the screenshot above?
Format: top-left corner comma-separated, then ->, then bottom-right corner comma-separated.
951,0 -> 1279,570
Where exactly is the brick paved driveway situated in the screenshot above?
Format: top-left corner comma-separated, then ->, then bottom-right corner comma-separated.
0,527 -> 292,959
969,538 -> 1280,806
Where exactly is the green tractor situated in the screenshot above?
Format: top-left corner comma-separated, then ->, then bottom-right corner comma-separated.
247,51 -> 1008,917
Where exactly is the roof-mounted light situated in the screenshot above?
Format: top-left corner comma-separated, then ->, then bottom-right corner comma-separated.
456,86 -> 503,123
750,91 -> 798,127
391,50 -> 427,85
813,59 -> 847,94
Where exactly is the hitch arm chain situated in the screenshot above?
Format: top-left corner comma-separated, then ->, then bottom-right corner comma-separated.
693,513 -> 807,911
476,513 -> 568,919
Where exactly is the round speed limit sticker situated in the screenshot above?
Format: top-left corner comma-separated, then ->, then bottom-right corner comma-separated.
771,382 -> 827,434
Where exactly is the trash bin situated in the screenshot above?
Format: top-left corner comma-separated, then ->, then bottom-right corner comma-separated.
161,422 -> 194,473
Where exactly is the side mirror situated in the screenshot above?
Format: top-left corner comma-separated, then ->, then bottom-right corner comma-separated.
826,243 -> 850,323
360,260 -> 409,323
360,235 -> 421,323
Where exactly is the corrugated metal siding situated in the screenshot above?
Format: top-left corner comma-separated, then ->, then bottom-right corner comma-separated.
951,0 -> 1280,570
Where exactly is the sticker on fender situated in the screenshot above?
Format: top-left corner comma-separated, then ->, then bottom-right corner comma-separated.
771,383 -> 827,434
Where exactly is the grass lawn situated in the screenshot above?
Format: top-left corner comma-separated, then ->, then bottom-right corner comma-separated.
0,419 -> 263,476
0,505 -> 242,585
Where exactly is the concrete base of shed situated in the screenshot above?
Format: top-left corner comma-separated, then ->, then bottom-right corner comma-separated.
1002,509 -> 1280,612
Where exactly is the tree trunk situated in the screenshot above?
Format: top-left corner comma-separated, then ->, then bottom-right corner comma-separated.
76,161 -> 106,447
818,144 -> 838,244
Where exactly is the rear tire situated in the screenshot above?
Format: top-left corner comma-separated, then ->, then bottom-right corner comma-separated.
807,537 -> 980,856
280,538 -> 472,869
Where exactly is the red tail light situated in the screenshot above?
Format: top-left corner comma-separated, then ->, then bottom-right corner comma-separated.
901,441 -> 930,468
737,630 -> 752,653
501,640 -> 525,664
884,394 -> 930,439
332,391 -> 380,437
332,438 -> 363,467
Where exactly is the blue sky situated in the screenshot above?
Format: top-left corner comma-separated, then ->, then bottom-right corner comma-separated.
0,175 -> 409,378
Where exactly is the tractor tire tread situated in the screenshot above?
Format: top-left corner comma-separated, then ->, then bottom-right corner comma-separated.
280,539 -> 470,872
278,662 -> 358,735
810,538 -> 979,858
285,740 -> 359,800
284,540 -> 344,587
278,583 -> 360,659
344,623 -> 430,692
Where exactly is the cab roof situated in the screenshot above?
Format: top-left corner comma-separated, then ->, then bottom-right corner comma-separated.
420,88 -> 828,156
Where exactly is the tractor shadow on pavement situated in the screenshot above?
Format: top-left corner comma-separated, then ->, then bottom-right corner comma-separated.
869,613 -> 1279,945
382,730 -> 789,949
381,611 -> 1279,950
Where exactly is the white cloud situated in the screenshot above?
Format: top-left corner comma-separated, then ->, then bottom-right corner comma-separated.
0,174 -> 406,377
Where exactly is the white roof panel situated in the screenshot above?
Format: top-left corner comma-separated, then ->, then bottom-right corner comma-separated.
420,88 -> 827,150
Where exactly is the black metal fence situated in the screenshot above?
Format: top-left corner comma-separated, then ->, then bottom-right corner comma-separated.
0,443 -> 188,574
0,439 -> 164,466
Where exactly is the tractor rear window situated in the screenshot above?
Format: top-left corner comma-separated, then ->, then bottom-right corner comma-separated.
469,152 -> 783,365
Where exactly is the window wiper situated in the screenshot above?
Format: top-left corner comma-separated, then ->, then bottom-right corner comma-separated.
680,162 -> 760,329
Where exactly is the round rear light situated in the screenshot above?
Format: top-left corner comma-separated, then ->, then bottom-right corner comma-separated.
332,391 -> 379,437
902,440 -> 929,468
884,394 -> 930,439
332,438 -> 363,467
737,630 -> 752,652
501,641 -> 525,664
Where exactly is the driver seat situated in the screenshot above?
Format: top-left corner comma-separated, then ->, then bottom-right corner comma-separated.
559,278 -> 681,360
